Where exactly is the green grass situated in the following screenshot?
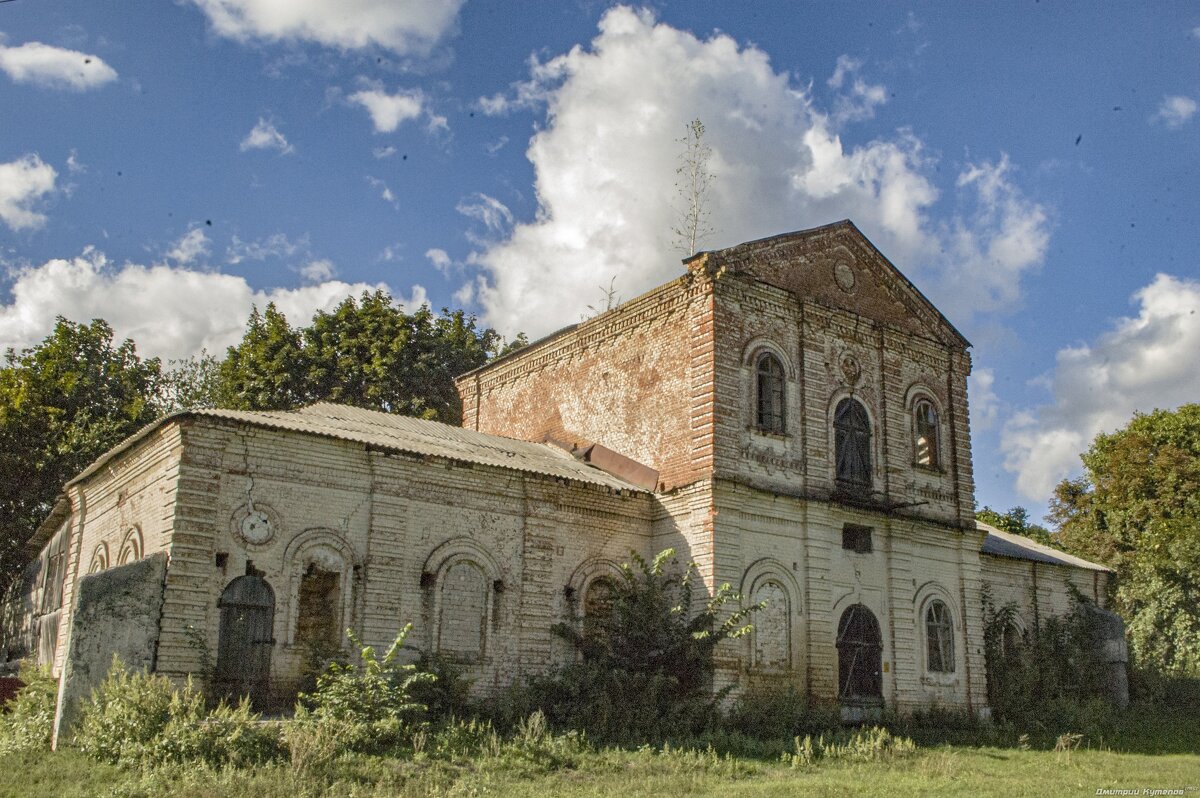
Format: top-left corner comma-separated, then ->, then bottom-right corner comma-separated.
5,738 -> 1198,798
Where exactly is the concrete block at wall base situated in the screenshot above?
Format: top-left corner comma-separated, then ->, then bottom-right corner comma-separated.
51,552 -> 168,748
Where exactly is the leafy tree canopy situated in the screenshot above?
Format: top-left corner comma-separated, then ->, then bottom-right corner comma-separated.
976,505 -> 1059,549
1048,404 -> 1200,675
214,292 -> 508,424
0,318 -> 162,581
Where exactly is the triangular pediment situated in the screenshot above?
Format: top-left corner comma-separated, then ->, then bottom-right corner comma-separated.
694,220 -> 969,348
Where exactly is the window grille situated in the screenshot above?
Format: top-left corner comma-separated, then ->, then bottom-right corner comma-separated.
925,600 -> 955,673
755,353 -> 786,433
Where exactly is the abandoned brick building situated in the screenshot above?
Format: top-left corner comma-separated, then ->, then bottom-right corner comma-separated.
2,220 -> 1123,734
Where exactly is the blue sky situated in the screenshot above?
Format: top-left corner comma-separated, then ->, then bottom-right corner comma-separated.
2,1 -> 1198,522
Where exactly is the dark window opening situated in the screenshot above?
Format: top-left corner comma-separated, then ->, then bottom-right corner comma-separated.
1001,621 -> 1023,661
924,600 -> 955,673
837,604 -> 883,703
583,577 -> 617,621
297,566 -> 341,653
914,400 -> 940,468
842,524 -> 873,554
755,353 -> 786,433
834,398 -> 872,494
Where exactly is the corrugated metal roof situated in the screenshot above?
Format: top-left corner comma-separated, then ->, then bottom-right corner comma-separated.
977,521 -> 1112,573
68,402 -> 646,492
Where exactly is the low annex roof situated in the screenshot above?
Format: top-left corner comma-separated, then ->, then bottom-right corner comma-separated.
977,521 -> 1112,573
67,402 -> 648,493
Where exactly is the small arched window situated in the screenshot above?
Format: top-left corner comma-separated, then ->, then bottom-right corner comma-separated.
755,353 -> 786,433
834,398 -> 872,492
583,577 -> 617,622
914,400 -> 940,468
925,600 -> 955,673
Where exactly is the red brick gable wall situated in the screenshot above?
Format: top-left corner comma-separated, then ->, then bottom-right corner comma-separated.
457,274 -> 717,492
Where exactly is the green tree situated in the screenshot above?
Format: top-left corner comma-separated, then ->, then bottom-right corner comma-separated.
522,549 -> 758,742
0,319 -> 162,582
159,350 -> 222,412
1048,404 -> 1200,675
216,303 -> 309,411
976,505 -> 1059,549
215,292 -> 501,424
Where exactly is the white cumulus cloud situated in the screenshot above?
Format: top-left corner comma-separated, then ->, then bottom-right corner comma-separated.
466,6 -> 1050,339
166,228 -> 211,265
189,0 -> 466,56
0,40 -> 117,90
827,54 -> 888,125
1001,273 -> 1200,500
350,88 -> 424,132
240,118 -> 294,153
0,248 -> 398,361
1152,95 -> 1198,128
0,154 -> 57,231
425,247 -> 452,275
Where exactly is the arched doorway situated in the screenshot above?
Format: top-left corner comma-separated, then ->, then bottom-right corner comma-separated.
216,574 -> 275,707
836,604 -> 883,704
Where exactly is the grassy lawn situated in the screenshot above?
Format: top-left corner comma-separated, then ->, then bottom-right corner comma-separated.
6,739 -> 1198,798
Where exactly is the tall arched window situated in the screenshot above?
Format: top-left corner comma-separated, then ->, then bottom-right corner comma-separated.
756,353 -> 786,433
924,600 -> 955,673
752,580 -> 791,669
914,399 -> 940,468
438,560 -> 489,659
834,398 -> 872,492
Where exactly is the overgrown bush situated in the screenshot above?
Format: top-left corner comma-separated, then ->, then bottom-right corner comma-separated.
0,662 -> 57,753
410,651 -> 474,723
73,656 -> 281,767
297,623 -> 434,753
723,685 -> 840,742
982,587 -> 1114,734
506,549 -> 757,744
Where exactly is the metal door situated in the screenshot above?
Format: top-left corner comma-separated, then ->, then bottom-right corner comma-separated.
215,575 -> 275,706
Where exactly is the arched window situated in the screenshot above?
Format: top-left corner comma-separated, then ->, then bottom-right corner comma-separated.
755,353 -> 786,433
438,560 -> 489,659
834,398 -> 872,492
583,577 -> 617,621
925,600 -> 955,673
752,580 -> 791,669
836,604 -> 883,701
914,400 -> 940,468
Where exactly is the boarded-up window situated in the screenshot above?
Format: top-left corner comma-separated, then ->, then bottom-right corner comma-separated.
834,399 -> 872,494
914,400 -> 939,468
296,565 -> 341,654
438,561 -> 488,659
755,353 -> 786,433
39,523 -> 69,614
925,600 -> 955,673
753,581 -> 791,669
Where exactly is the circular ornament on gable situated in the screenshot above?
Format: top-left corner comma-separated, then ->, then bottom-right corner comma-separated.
834,259 -> 857,293
232,504 -> 278,546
